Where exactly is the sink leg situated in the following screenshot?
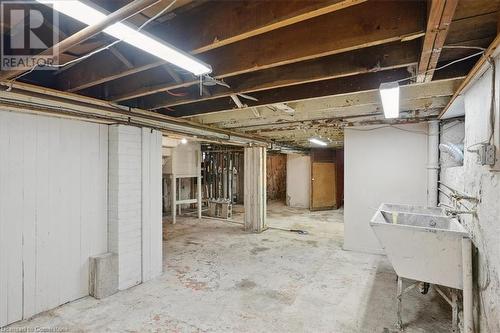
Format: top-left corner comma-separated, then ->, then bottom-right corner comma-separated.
451,289 -> 458,333
396,276 -> 403,330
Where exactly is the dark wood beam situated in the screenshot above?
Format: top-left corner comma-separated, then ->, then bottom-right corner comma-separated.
416,0 -> 459,82
88,1 -> 426,103
56,0 -> 366,92
162,68 -> 414,117
136,40 -> 420,109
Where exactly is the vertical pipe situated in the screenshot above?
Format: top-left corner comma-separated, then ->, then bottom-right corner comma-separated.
462,237 -> 474,333
171,175 -> 176,224
178,178 -> 182,215
427,120 -> 439,207
229,152 -> 233,203
197,149 -> 202,220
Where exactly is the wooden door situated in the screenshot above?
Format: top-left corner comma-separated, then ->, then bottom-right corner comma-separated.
311,162 -> 337,210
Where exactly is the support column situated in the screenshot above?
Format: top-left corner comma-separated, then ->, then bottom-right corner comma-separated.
108,125 -> 143,290
427,120 -> 439,207
108,125 -> 163,290
197,149 -> 202,219
244,146 -> 267,232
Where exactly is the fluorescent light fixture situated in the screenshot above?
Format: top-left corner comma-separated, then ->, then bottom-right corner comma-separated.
37,0 -> 211,75
309,138 -> 328,146
180,138 -> 188,144
379,82 -> 400,118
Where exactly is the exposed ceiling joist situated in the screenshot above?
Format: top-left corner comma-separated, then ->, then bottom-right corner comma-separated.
189,78 -> 463,129
78,0 -> 425,102
165,68 -> 415,117
130,40 -> 420,108
55,0 -> 366,92
417,0 -> 459,82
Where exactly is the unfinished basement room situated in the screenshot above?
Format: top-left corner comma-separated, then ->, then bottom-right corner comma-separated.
1,0 -> 500,332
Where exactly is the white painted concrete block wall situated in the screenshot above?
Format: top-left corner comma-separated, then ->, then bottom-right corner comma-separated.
442,61 -> 500,332
108,125 -> 143,290
141,128 -> 163,281
0,111 -> 108,327
108,125 -> 163,290
344,124 -> 428,254
286,154 -> 311,208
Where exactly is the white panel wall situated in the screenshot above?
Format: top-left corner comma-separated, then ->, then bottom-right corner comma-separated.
0,110 -> 108,327
344,124 -> 428,254
286,154 -> 311,208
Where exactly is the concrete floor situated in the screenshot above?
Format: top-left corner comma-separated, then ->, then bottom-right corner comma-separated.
8,202 -> 451,332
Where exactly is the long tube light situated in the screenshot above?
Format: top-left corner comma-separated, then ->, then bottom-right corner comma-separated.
309,138 -> 328,146
379,82 -> 400,118
37,0 -> 211,75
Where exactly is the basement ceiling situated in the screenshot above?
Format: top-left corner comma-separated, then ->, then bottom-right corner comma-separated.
1,0 -> 498,148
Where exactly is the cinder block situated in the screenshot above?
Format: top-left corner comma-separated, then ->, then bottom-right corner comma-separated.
89,253 -> 118,299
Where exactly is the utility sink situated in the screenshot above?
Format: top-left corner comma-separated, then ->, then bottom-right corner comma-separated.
370,203 -> 469,289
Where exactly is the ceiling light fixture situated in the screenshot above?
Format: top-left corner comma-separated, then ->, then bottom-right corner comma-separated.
309,138 -> 328,146
180,138 -> 188,144
379,82 -> 400,119
37,0 -> 211,76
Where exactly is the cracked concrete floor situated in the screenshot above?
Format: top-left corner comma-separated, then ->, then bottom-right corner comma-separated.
8,202 -> 451,332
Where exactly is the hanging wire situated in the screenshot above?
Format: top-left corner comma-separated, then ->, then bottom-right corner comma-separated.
394,50 -> 485,84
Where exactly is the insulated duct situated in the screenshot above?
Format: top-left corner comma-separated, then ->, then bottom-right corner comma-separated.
439,142 -> 464,164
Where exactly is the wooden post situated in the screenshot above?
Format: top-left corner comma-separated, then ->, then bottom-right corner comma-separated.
197,149 -> 202,219
244,146 -> 267,232
171,174 -> 176,224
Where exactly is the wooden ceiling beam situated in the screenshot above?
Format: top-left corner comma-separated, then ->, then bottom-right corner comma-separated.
189,78 -> 462,129
124,40 -> 420,107
416,0 -> 459,83
89,1 -> 426,104
164,68 -> 415,117
55,0 -> 366,92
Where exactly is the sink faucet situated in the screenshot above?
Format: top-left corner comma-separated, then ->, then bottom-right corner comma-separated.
438,203 -> 476,217
438,181 -> 479,202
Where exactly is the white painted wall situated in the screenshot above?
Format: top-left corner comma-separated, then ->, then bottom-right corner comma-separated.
286,154 -> 310,208
442,58 -> 500,332
141,128 -> 163,282
108,125 -> 143,290
344,123 -> 429,254
171,142 -> 201,177
0,110 -> 108,327
108,125 -> 163,290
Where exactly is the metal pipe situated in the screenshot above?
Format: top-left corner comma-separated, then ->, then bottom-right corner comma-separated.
427,120 -> 440,207
462,238 -> 474,333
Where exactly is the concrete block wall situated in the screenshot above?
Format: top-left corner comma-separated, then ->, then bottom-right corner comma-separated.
108,125 -> 143,290
441,59 -> 500,333
108,125 -> 163,290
